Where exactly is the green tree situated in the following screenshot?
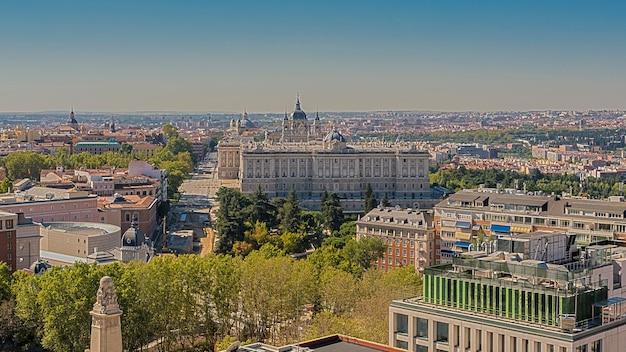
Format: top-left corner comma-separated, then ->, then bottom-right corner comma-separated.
320,192 -> 344,235
4,151 -> 50,181
363,183 -> 377,213
278,185 -> 301,234
35,262 -> 123,352
11,270 -> 43,348
0,299 -> 18,348
162,123 -> 179,139
246,185 -> 275,227
280,231 -> 307,254
215,187 -> 252,254
380,192 -> 391,207
165,135 -> 193,156
119,142 -> 133,154
208,137 -> 220,152
114,262 -> 153,352
52,147 -> 72,169
239,253 -> 316,345
0,262 -> 10,302
344,236 -> 386,272
338,221 -> 356,238
318,267 -> 358,315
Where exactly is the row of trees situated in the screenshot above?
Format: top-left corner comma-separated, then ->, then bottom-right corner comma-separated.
0,250 -> 420,351
214,186 -> 386,268
431,166 -> 626,199
362,127 -> 626,149
215,186 -> 346,256
0,124 -> 196,200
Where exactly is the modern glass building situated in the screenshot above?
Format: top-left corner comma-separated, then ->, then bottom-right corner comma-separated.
390,232 -> 626,352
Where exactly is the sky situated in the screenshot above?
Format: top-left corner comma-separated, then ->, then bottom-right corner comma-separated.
1,0 -> 625,113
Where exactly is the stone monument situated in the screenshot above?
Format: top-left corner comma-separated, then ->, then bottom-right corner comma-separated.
87,276 -> 123,352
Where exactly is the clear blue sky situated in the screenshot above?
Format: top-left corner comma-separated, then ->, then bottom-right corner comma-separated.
1,0 -> 625,112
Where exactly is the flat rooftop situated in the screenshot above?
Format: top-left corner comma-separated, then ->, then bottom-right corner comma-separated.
40,222 -> 120,236
235,335 -> 404,352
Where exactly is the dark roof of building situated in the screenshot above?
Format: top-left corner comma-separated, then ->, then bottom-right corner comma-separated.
235,335 -> 404,352
121,219 -> 145,247
302,336 -> 401,352
290,97 -> 307,120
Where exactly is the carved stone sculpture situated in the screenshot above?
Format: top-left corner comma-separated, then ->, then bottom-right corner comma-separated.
92,276 -> 121,315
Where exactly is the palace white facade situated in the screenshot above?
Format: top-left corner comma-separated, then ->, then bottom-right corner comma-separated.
217,97 -> 434,211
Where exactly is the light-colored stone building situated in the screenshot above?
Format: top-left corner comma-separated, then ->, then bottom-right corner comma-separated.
357,207 -> 435,273
39,222 -> 121,265
218,97 -> 433,211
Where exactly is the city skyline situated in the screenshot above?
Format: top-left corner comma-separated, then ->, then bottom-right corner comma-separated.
1,0 -> 625,113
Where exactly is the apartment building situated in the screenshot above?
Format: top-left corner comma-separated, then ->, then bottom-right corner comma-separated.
390,232 -> 626,352
433,188 -> 626,264
0,187 -> 98,223
73,140 -> 120,154
357,207 -> 435,273
0,211 -> 17,272
98,193 -> 158,238
39,161 -> 167,203
15,213 -> 40,271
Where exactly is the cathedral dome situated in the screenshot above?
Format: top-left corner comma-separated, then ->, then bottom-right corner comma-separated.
324,129 -> 346,143
121,220 -> 144,247
290,96 -> 307,120
239,111 -> 256,128
29,259 -> 51,275
67,108 -> 78,125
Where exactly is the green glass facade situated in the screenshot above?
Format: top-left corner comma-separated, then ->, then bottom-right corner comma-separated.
423,264 -> 608,326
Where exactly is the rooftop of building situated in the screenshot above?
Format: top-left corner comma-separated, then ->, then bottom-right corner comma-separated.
438,188 -> 626,218
219,135 -> 430,154
232,335 -> 405,352
357,206 -> 433,229
0,186 -> 95,204
98,194 -> 157,210
39,222 -> 120,236
74,141 -> 120,146
428,232 -> 613,289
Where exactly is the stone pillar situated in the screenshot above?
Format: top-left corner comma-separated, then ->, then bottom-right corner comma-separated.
87,276 -> 122,352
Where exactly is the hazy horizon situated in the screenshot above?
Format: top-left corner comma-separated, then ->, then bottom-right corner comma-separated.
2,1 -> 625,112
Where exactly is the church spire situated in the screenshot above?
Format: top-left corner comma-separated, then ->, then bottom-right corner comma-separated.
68,106 -> 78,125
295,93 -> 301,110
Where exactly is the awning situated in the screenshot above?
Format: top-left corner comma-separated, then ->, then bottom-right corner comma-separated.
456,221 -> 471,229
511,226 -> 532,233
455,241 -> 472,248
455,231 -> 472,240
490,224 -> 511,233
441,249 -> 455,255
472,224 -> 481,231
